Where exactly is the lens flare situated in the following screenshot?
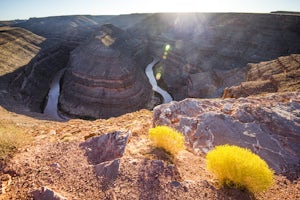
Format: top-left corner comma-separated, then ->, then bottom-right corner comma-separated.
163,44 -> 171,59
165,44 -> 171,51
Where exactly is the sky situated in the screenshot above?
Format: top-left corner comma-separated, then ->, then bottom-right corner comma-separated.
0,0 -> 300,20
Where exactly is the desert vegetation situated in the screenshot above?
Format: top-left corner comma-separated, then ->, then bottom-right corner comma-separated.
0,122 -> 31,162
148,125 -> 185,155
206,144 -> 274,193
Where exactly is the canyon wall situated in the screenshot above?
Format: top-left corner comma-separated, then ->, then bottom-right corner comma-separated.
59,24 -> 152,119
0,13 -> 300,119
223,54 -> 300,98
129,13 -> 300,100
1,15 -> 151,115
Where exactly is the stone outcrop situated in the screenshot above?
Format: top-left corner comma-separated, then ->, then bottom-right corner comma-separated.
80,131 -> 131,181
129,13 -> 300,100
32,186 -> 67,200
153,92 -> 300,178
223,54 -> 300,98
59,24 -> 152,119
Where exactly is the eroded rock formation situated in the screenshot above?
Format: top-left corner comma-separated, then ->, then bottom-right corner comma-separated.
59,24 -> 152,119
153,92 -> 300,178
223,54 -> 300,98
0,27 -> 47,114
130,13 -> 300,100
0,27 -> 44,76
1,13 -> 300,120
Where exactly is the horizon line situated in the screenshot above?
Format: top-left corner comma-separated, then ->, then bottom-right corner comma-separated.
1,10 -> 299,21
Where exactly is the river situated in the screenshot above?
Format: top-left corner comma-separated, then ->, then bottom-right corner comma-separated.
145,58 -> 173,103
44,58 -> 172,119
43,69 -> 66,120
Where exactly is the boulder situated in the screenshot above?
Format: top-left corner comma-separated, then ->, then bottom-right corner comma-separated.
80,130 -> 131,164
153,92 -> 300,178
80,131 -> 131,180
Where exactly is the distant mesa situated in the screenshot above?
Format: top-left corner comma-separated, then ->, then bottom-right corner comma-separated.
59,24 -> 152,119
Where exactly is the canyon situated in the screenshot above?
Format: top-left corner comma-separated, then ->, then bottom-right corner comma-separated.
0,13 -> 300,119
0,12 -> 299,199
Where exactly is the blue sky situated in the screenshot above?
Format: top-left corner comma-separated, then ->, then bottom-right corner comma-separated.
1,0 -> 300,20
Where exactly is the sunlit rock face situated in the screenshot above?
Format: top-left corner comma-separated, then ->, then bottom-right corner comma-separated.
59,24 -> 152,119
129,13 -> 300,100
223,54 -> 300,98
153,92 -> 300,179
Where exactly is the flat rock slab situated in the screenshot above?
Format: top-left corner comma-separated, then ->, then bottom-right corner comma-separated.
153,92 -> 300,178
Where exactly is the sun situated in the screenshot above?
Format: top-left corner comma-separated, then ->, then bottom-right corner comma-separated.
154,0 -> 214,13
140,0 -> 237,13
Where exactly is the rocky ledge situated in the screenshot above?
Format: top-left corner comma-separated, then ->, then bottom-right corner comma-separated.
223,54 -> 300,98
59,24 -> 152,119
153,92 -> 300,179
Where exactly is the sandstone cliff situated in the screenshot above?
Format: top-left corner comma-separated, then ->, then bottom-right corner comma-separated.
0,27 -> 44,76
1,15 -> 151,116
1,13 -> 300,120
1,16 -> 115,114
223,54 -> 300,98
129,13 -> 300,100
59,24 -> 152,119
0,26 -> 46,115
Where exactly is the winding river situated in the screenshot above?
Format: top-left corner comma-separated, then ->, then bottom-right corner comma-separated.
145,58 -> 173,103
43,69 -> 66,120
44,58 -> 173,119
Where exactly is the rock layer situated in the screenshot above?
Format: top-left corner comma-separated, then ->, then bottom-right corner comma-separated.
130,13 -> 300,100
59,24 -> 152,119
153,92 -> 300,178
0,27 -> 44,76
223,54 -> 300,98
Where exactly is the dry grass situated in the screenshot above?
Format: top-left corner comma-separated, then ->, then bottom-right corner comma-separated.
0,122 -> 31,161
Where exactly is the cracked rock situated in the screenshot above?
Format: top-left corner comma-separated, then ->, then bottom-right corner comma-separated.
153,92 -> 300,178
80,131 -> 131,179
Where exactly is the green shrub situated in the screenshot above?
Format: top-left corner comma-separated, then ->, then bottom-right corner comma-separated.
148,126 -> 185,155
206,144 -> 274,193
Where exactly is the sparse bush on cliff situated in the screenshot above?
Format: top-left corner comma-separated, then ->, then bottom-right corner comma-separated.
206,144 -> 274,193
148,126 -> 185,155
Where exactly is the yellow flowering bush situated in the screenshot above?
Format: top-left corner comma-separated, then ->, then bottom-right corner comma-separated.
206,144 -> 274,193
148,126 -> 185,155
